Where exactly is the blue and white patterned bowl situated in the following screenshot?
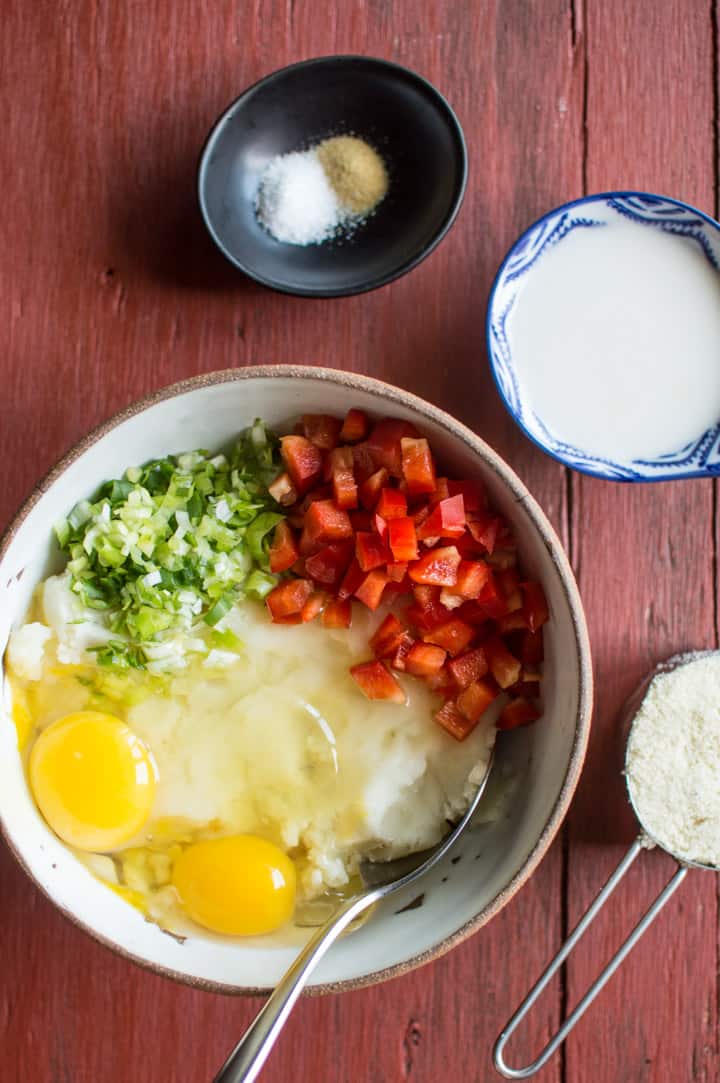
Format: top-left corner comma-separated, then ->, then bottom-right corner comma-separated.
486,192 -> 720,482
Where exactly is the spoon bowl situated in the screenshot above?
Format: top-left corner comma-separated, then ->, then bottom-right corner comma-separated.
213,750 -> 495,1083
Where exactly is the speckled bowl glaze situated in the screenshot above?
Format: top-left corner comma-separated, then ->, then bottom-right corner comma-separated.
0,367 -> 592,994
487,192 -> 720,481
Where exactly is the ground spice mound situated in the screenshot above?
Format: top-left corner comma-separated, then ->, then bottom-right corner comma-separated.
317,136 -> 388,216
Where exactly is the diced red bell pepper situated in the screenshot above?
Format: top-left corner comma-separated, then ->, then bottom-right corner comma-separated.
408,546 -> 461,587
369,614 -> 406,658
404,601 -> 452,633
484,636 -> 522,688
497,611 -> 529,634
425,665 -> 456,694
390,633 -> 416,671
498,697 -> 541,730
416,495 -> 466,540
388,517 -> 419,562
520,629 -> 544,665
301,592 -> 326,622
423,618 -> 475,656
413,505 -> 431,530
454,531 -> 486,559
457,677 -> 498,722
350,660 -> 406,704
444,559 -> 491,600
340,408 -> 370,444
350,443 -> 376,483
376,488 -> 407,520
373,512 -> 388,540
386,561 -> 408,582
404,642 -> 447,677
448,647 -> 489,688
447,479 -> 486,512
475,572 -> 509,619
434,700 -> 478,741
511,681 -> 542,699
383,579 -> 412,604
430,477 -> 450,504
302,414 -> 343,451
280,436 -> 323,494
400,437 -> 437,494
522,582 -> 549,632
412,583 -> 440,607
322,598 -> 352,629
266,579 -> 313,622
299,526 -> 319,557
359,467 -> 389,509
305,541 -> 354,588
498,568 -> 522,612
269,521 -> 300,573
467,514 -> 503,555
338,558 -> 365,601
327,447 -> 358,510
298,484 -> 333,513
366,419 -> 420,476
304,500 -> 353,545
350,509 -> 373,532
487,548 -> 518,570
354,569 -> 388,610
268,471 -> 298,507
356,532 -> 391,572
454,600 -> 492,629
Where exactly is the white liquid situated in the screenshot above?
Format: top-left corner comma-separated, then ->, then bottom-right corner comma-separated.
508,221 -> 720,461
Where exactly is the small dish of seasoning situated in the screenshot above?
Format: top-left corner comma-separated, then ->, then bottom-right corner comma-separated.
198,56 -> 467,297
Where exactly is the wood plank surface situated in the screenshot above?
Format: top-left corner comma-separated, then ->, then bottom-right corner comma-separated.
0,2 -> 715,1081
565,4 -> 720,1083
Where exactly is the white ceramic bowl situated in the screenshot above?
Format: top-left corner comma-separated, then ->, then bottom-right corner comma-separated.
0,366 -> 592,993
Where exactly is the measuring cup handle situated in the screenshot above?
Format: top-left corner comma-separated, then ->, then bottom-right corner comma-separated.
493,837 -> 688,1079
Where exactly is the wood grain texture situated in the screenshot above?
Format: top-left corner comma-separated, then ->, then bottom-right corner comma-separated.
0,1 -> 713,1081
565,4 -> 720,1083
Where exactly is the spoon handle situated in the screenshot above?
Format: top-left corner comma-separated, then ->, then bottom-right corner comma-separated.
213,890 -> 377,1083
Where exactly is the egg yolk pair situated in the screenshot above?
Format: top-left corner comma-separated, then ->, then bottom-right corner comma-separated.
29,711 -> 296,936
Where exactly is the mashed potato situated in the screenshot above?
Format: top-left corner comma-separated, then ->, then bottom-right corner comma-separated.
8,574 -> 497,914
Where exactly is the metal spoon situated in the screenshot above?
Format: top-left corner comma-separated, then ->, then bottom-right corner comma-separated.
213,748 -> 495,1083
494,653 -> 718,1079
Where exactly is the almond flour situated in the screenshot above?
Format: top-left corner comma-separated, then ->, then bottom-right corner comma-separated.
625,651 -> 720,868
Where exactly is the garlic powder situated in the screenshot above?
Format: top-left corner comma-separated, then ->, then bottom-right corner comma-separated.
625,652 -> 720,868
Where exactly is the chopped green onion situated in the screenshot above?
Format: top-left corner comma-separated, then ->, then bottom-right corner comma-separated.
204,592 -> 236,626
246,512 -> 285,566
244,569 -> 278,600
56,420 -> 285,671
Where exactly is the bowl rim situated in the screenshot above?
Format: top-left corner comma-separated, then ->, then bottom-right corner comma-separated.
196,54 -> 469,298
0,364 -> 593,996
485,188 -> 720,483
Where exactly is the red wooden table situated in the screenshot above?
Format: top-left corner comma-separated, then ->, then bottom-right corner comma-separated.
1,3 -> 717,1081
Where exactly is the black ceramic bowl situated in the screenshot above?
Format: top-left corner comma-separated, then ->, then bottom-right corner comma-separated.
197,56 -> 467,297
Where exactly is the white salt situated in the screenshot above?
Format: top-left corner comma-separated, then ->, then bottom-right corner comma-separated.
625,652 -> 720,868
255,150 -> 342,246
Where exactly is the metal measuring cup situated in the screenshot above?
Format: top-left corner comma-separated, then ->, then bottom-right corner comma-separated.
494,652 -> 718,1079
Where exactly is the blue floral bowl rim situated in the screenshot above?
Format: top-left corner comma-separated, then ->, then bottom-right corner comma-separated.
485,189 -> 720,483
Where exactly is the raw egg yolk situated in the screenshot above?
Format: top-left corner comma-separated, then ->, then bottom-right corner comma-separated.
29,711 -> 157,852
172,835 -> 296,936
